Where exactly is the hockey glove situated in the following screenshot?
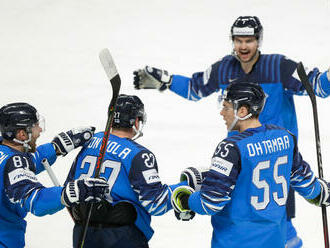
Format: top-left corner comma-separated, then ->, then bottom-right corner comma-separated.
308,178 -> 330,207
52,126 -> 95,156
171,186 -> 195,221
133,66 -> 172,91
180,167 -> 208,191
61,178 -> 109,207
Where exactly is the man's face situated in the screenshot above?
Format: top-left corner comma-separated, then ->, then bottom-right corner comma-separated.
29,123 -> 43,152
220,101 -> 236,130
233,36 -> 258,63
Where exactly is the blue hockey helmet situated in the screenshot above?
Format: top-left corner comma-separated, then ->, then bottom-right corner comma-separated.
221,82 -> 266,116
0,102 -> 41,140
112,94 -> 146,129
230,16 -> 263,41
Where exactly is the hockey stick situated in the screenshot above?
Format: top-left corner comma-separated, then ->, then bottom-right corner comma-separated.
41,158 -> 61,186
79,48 -> 121,248
297,62 -> 329,248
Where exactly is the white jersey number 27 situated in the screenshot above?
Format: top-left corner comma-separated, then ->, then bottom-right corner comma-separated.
78,155 -> 121,202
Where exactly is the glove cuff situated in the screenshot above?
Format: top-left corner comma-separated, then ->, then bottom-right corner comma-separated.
61,181 -> 79,207
52,132 -> 74,156
319,178 -> 330,206
159,77 -> 172,91
180,167 -> 204,191
171,186 -> 194,212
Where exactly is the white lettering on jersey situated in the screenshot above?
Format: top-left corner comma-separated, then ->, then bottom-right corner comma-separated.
87,137 -> 102,149
211,157 -> 233,177
247,135 -> 290,157
8,168 -> 38,185
107,141 -> 120,154
88,137 -> 132,159
142,169 -> 160,184
118,148 -> 131,159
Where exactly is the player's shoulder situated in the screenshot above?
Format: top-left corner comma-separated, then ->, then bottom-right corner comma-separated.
224,130 -> 259,144
264,124 -> 296,139
128,139 -> 153,155
213,54 -> 237,65
3,150 -> 34,173
0,144 -> 26,160
260,53 -> 295,63
213,138 -> 240,158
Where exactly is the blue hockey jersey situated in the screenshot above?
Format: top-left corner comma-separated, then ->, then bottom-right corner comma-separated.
65,132 -> 185,241
0,142 -> 63,248
169,54 -> 330,137
188,124 -> 321,248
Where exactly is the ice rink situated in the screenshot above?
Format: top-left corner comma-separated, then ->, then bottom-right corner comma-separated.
1,0 -> 329,247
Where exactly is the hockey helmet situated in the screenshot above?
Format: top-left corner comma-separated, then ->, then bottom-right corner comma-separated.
230,16 -> 263,41
112,94 -> 146,129
221,82 -> 266,116
0,102 -> 42,140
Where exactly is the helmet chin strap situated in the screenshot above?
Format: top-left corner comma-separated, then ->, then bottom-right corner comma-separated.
227,109 -> 252,132
13,133 -> 32,152
132,120 -> 144,141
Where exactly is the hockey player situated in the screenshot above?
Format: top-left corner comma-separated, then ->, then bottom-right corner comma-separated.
133,16 -> 330,247
171,82 -> 330,248
0,102 -> 109,248
65,94 -> 192,248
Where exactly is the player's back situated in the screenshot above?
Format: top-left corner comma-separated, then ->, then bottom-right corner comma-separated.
211,124 -> 295,248
67,132 -> 155,240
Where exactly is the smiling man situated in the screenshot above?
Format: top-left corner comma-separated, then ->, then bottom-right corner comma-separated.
133,15 -> 330,247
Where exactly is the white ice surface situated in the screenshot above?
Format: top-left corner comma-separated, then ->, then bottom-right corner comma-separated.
0,0 -> 329,247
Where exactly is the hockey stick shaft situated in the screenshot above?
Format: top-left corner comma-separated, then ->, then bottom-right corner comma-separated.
79,49 -> 121,248
297,62 -> 329,248
41,158 -> 61,186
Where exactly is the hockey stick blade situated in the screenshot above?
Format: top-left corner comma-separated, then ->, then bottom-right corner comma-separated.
79,49 -> 121,248
297,62 -> 329,248
95,48 -> 121,175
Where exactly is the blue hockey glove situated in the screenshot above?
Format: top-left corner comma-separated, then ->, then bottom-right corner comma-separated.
171,186 -> 195,221
61,178 -> 109,207
309,179 -> 330,207
133,66 -> 172,91
180,167 -> 208,191
52,126 -> 95,156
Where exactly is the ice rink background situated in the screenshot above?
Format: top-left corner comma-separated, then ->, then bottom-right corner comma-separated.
1,0 -> 329,247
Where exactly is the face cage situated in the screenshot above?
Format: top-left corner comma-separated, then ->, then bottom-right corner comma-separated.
15,112 -> 45,152
34,113 -> 46,133
132,111 -> 147,141
218,94 -> 253,130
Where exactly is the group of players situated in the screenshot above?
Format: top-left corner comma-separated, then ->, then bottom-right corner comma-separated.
1,16 -> 330,248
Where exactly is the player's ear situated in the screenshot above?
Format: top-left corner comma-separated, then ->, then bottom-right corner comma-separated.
237,105 -> 249,118
134,117 -> 139,129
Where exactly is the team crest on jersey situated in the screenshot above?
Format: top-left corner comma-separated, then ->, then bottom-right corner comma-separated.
142,169 -> 160,184
211,157 -> 233,176
8,168 -> 38,185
